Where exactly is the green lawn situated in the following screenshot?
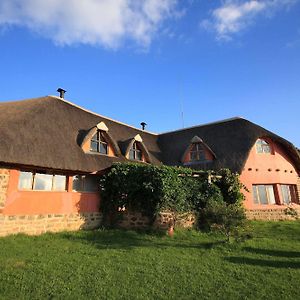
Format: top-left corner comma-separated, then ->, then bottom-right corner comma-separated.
0,221 -> 299,300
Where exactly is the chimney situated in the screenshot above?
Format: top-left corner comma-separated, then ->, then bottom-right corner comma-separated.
57,88 -> 66,99
140,122 -> 147,130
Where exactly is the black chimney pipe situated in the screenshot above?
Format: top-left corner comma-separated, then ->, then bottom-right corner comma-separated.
140,122 -> 147,130
57,88 -> 66,99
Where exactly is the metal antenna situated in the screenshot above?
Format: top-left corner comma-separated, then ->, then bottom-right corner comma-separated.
179,79 -> 185,128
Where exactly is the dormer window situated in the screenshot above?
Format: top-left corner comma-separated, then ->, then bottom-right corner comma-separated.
90,130 -> 108,154
129,142 -> 142,161
190,143 -> 206,162
256,139 -> 271,154
181,136 -> 216,166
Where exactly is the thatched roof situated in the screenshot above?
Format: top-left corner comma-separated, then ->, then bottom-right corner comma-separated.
0,96 -> 161,173
158,118 -> 300,173
0,96 -> 299,174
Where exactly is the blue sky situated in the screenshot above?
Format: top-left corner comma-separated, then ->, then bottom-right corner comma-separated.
0,0 -> 299,146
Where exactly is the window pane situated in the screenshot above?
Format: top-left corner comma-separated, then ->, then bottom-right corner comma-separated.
263,145 -> 271,153
289,185 -> 297,203
84,176 -> 99,192
281,185 -> 291,204
266,185 -> 276,204
100,142 -> 108,154
91,133 -> 98,141
190,151 -> 197,161
53,175 -> 66,191
198,150 -> 205,161
129,149 -> 135,160
72,175 -> 83,192
136,150 -> 142,161
34,173 -> 53,191
257,185 -> 268,204
18,171 -> 33,190
252,186 -> 259,204
90,141 -> 98,152
190,144 -> 197,151
100,132 -> 106,142
256,145 -> 263,153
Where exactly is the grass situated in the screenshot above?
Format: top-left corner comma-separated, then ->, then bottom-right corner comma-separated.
0,221 -> 299,299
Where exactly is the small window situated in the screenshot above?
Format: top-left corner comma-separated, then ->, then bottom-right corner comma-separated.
18,171 -> 67,191
190,143 -> 206,162
90,130 -> 108,155
33,173 -> 53,191
256,139 -> 271,154
53,175 -> 67,191
18,171 -> 33,190
129,142 -> 142,161
252,185 -> 276,205
72,175 -> 99,192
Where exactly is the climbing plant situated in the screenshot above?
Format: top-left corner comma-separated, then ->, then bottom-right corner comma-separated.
99,162 -> 246,229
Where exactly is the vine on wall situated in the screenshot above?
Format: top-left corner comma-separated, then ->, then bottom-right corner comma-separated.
99,162 -> 246,227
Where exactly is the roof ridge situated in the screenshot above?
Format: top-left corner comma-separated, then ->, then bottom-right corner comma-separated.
48,95 -> 159,135
158,117 -> 245,135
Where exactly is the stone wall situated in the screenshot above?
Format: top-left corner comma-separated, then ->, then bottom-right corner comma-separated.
246,208 -> 300,221
114,211 -> 196,230
0,212 -> 102,237
0,168 -> 9,209
297,177 -> 300,202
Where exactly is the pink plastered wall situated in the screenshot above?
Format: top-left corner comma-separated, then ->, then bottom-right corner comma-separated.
240,139 -> 299,209
3,169 -> 100,215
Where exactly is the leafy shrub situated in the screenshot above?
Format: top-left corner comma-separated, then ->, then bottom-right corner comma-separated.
99,163 -> 247,231
202,200 -> 247,242
214,169 -> 246,205
99,163 -> 194,223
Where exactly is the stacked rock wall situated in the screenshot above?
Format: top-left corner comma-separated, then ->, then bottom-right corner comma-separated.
0,212 -> 102,237
246,208 -> 300,221
0,168 -> 9,210
114,211 -> 196,230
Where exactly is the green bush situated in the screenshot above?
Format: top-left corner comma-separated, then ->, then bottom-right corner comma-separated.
214,169 -> 246,205
203,200 -> 247,242
99,163 -> 194,223
99,163 -> 247,230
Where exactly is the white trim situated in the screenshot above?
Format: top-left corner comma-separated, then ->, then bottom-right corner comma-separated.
134,134 -> 143,142
96,121 -> 108,132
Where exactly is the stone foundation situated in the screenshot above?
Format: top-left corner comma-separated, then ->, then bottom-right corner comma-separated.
114,211 -> 196,230
246,208 -> 300,221
0,212 -> 102,237
297,177 -> 300,202
0,168 -> 9,209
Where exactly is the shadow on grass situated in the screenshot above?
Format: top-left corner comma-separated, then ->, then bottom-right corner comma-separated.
243,247 -> 300,258
60,229 -> 223,251
225,257 -> 300,269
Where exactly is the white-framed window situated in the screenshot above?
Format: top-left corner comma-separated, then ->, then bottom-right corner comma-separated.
129,142 -> 142,161
256,139 -> 271,154
18,171 -> 67,191
252,184 -> 276,205
90,130 -> 108,154
72,175 -> 99,192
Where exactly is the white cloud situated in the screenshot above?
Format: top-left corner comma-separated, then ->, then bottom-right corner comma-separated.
0,0 -> 179,49
201,0 -> 298,40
